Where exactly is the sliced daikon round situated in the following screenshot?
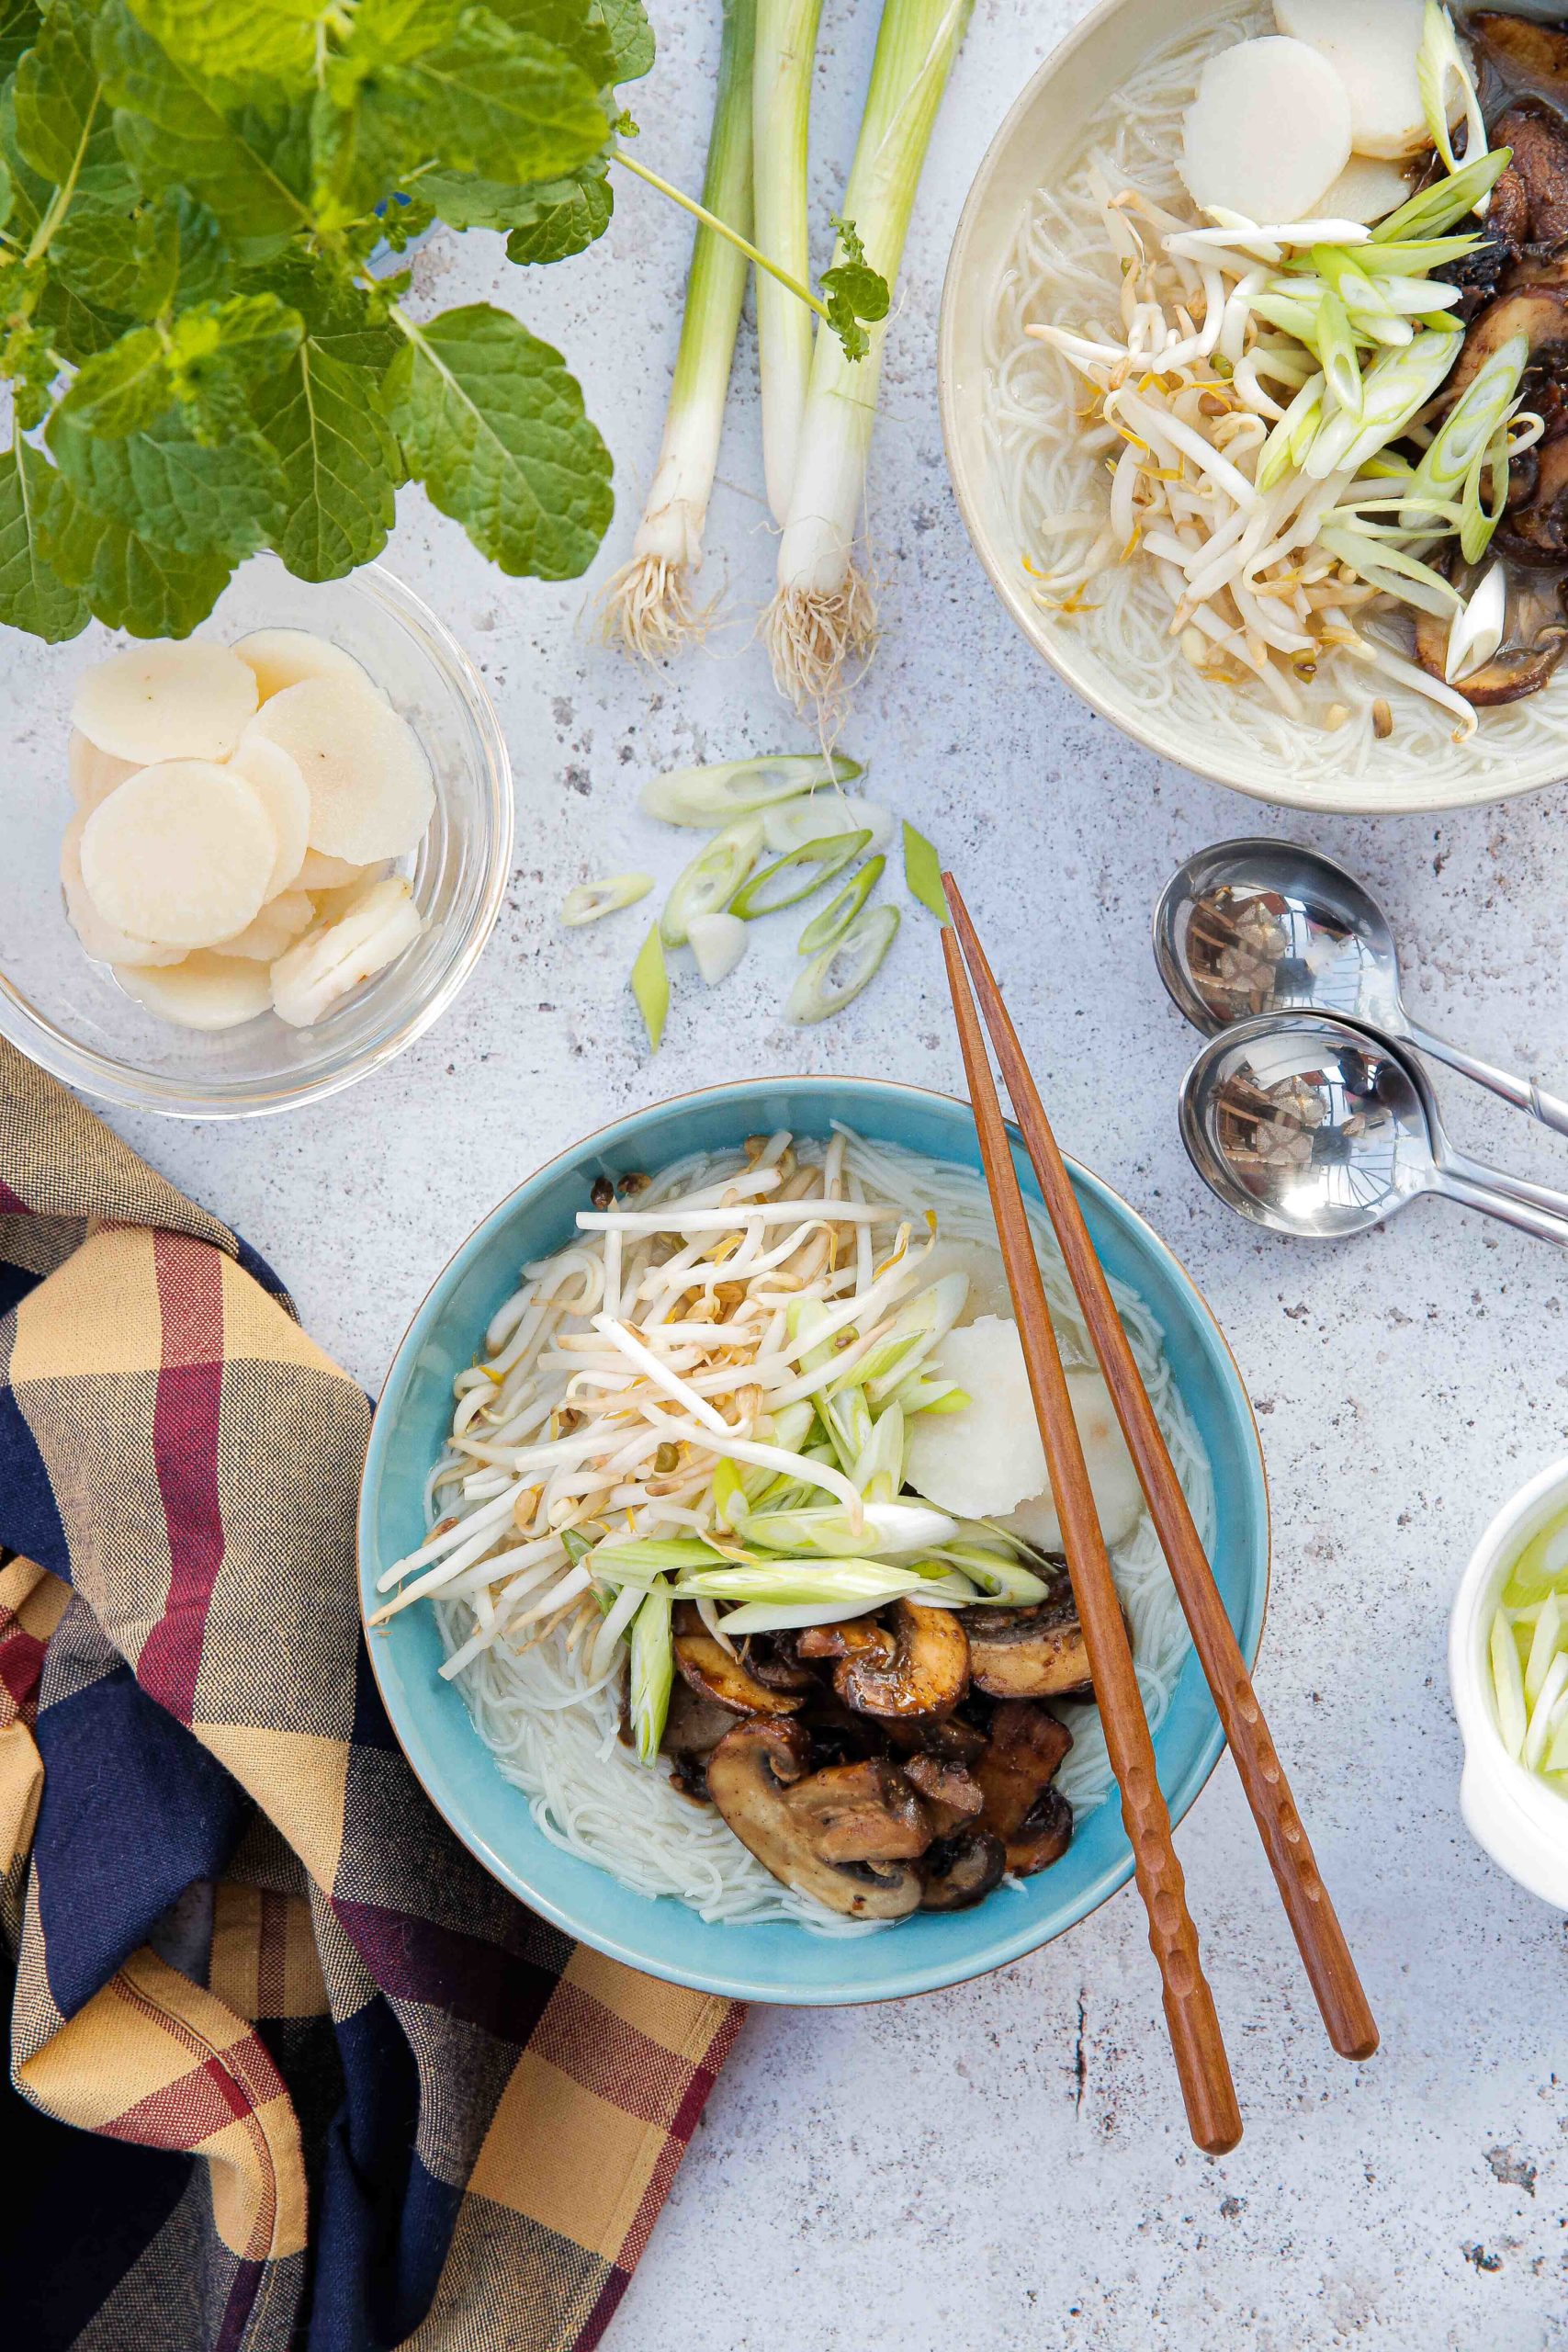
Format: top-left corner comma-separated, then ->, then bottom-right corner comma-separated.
72,641 -> 258,765
68,729 -> 140,812
230,627 -> 378,703
1275,0 -> 1448,160
60,816 -> 184,969
117,953 -> 274,1031
1312,152 -> 1415,225
271,876 -> 423,1028
1180,38 -> 1352,223
217,890 -> 315,961
231,734 -> 310,899
243,679 -> 434,864
80,761 -> 276,951
307,864 -> 390,925
296,847 -> 375,891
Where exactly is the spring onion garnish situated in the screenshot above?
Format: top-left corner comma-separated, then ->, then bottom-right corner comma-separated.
628,1578 -> 675,1761
798,854 -> 884,953
660,817 -> 763,945
601,0 -> 757,661
766,0 -> 974,713
1373,144 -> 1511,244
640,751 -> 863,826
1408,333 -> 1532,562
630,922 -> 671,1051
762,794 -> 892,854
786,903 -> 900,1023
1417,2 -> 1486,188
1445,561 -> 1506,685
902,820 -> 948,923
729,828 -> 871,919
560,874 -> 654,927
688,910 -> 750,984
753,0 -> 824,523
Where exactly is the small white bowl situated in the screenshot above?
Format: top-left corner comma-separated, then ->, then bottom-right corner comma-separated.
1449,1454 -> 1568,1912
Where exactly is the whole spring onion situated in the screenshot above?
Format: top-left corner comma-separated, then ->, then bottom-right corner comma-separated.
628,1578 -> 675,1762
766,0 -> 974,713
798,854 -> 884,952
728,828 -> 871,918
640,751 -> 862,826
786,902 -> 900,1023
660,817 -> 763,944
753,0 -> 824,522
601,0 -> 757,660
560,874 -> 654,927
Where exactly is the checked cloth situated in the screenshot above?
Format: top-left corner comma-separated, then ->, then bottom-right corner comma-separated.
0,1041 -> 741,2352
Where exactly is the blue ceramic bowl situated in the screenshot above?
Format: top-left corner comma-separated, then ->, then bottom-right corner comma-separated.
359,1077 -> 1269,2005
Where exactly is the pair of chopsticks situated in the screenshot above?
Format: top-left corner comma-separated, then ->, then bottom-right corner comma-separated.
941,876 -> 1376,2155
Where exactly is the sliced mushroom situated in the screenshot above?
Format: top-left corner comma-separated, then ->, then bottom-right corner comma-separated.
965,1587 -> 1093,1701
1443,283 -> 1568,417
705,1717 -> 924,1918
883,1711 -> 987,1764
672,1601 -> 804,1716
660,1679 -> 736,1803
920,1828 -> 1007,1912
1441,169 -> 1528,321
737,1633 -> 816,1693
974,1700 -> 1074,1874
1415,562 -> 1568,702
828,1600 -> 970,1721
1493,104 -> 1568,247
1473,15 -> 1568,105
781,1758 -> 932,1861
902,1750 -> 985,1836
1498,437 -> 1568,564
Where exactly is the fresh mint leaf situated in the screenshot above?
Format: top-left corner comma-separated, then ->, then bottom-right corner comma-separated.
168,190 -> 229,309
338,0 -> 463,68
592,0 -> 652,83
37,275 -> 136,361
15,0 -> 130,198
0,0 -> 41,80
243,254 -> 400,370
0,78 -> 49,244
252,340 -> 400,579
96,0 -> 311,249
51,188 -> 179,319
55,322 -> 170,433
821,214 -> 888,365
49,403 -> 285,559
39,459 -> 230,632
503,155 -> 611,261
165,291 -> 302,435
121,0 -> 321,101
383,301 -> 613,579
487,0 -> 615,88
0,436 -> 89,639
0,149 -> 11,233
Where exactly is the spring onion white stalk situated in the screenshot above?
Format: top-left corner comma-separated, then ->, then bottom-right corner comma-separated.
628,1578 -> 675,1760
660,817 -> 763,945
762,795 -> 893,854
687,910 -> 750,984
560,874 -> 654,927
602,0 -> 757,660
786,902 -> 900,1022
753,0 -> 824,521
640,751 -> 863,825
1417,2 -> 1486,189
766,0 -> 974,712
798,855 -> 884,952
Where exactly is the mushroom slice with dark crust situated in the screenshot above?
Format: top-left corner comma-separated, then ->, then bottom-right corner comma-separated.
885,1711 -> 988,1764
660,1679 -> 736,1803
831,1600 -> 971,1721
1415,563 -> 1568,703
737,1633 -> 816,1692
902,1750 -> 985,1837
671,1601 -> 804,1716
705,1718 -> 924,1918
1441,284 -> 1568,416
974,1700 -> 1074,1875
965,1585 -> 1093,1701
1472,15 -> 1568,104
782,1758 -> 932,1861
1004,1784 -> 1074,1877
920,1828 -> 1007,1912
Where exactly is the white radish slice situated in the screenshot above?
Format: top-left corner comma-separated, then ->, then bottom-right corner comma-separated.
217,890 -> 315,961
307,865 -> 391,926
230,627 -> 378,703
688,910 -> 748,986
243,679 -> 434,863
1181,38 -> 1352,223
1275,0 -> 1453,160
68,729 -> 139,812
117,952 -> 274,1032
271,875 -> 423,1028
72,641 -> 258,765
297,847 -> 375,891
231,735 -> 310,899
60,815 -> 184,968
80,761 -> 276,951
1313,152 -> 1416,225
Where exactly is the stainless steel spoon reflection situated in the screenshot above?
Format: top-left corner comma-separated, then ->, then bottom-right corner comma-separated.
1179,1015 -> 1568,1247
1155,839 -> 1568,1137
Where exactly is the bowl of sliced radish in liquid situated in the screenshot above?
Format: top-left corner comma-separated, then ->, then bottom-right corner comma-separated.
3,558 -> 513,1119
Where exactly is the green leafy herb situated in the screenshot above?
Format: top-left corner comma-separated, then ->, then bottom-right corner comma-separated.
820,212 -> 889,364
901,820 -> 948,924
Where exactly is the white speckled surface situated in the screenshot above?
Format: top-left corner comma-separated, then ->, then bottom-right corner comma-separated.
13,0 -> 1568,2339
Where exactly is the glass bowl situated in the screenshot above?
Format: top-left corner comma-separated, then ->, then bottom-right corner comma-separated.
0,557 -> 513,1118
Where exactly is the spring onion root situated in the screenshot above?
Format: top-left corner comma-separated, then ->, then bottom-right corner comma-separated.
766,0 -> 974,715
602,0 -> 757,661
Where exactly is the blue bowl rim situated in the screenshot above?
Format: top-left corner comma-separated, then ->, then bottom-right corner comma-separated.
358,1073 -> 1270,2006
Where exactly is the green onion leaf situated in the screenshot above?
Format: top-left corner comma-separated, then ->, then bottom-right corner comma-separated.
728,828 -> 870,919
1417,0 -> 1485,179
1316,288 -> 1361,413
1373,146 -> 1512,243
674,1558 -> 919,1604
660,817 -> 763,945
786,903 -> 900,1023
561,872 -> 654,926
630,922 -> 671,1051
628,1578 -> 674,1763
639,752 -> 863,826
798,854 -> 885,954
901,821 -> 948,923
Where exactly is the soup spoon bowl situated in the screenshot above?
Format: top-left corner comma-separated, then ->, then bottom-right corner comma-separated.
1179,1014 -> 1568,1247
1155,839 -> 1568,1137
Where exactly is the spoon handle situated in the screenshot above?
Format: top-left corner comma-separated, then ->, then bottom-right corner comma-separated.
1434,1167 -> 1568,1247
1405,1021 -> 1568,1139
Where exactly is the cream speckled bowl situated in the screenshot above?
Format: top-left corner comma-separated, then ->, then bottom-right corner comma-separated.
936,0 -> 1568,815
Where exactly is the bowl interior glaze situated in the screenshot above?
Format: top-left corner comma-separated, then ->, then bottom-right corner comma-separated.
359,1076 -> 1269,2006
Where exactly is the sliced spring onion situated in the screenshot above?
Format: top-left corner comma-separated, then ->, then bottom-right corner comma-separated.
1417,0 -> 1486,186
639,751 -> 863,826
1525,1589 -> 1564,1707
674,1557 -> 920,1604
660,816 -> 763,944
1350,235 -> 1483,275
1318,524 -> 1462,617
728,828 -> 871,919
931,1542 -> 1049,1604
1305,329 -> 1462,478
630,922 -> 671,1051
901,820 -> 948,924
560,873 -> 654,927
688,909 -> 749,985
1315,288 -> 1361,413
1372,145 -> 1511,244
738,1498 -> 956,1556
786,903 -> 900,1023
595,1536 -> 729,1575
1257,369 -> 1325,492
1410,330 -> 1530,565
762,794 -> 892,854
798,854 -> 885,953
628,1578 -> 674,1762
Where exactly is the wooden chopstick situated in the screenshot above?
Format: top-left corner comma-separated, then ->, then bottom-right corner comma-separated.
943,873 -> 1379,2067
941,923 -> 1243,2157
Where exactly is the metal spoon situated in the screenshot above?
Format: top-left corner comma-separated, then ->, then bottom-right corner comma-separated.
1179,1014 -> 1568,1247
1154,839 -> 1568,1136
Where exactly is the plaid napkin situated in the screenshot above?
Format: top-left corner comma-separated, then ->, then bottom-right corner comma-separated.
0,1041 -> 741,2352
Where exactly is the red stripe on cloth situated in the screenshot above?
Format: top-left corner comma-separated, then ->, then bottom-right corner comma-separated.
0,1179 -> 30,1214
576,2265 -> 632,2352
531,1982 -> 717,2131
0,1622 -> 47,1725
105,2048 -> 261,2150
136,1233 -> 226,1724
212,2258 -> 265,2352
332,1898 -> 556,2042
256,1889 -> 288,2019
